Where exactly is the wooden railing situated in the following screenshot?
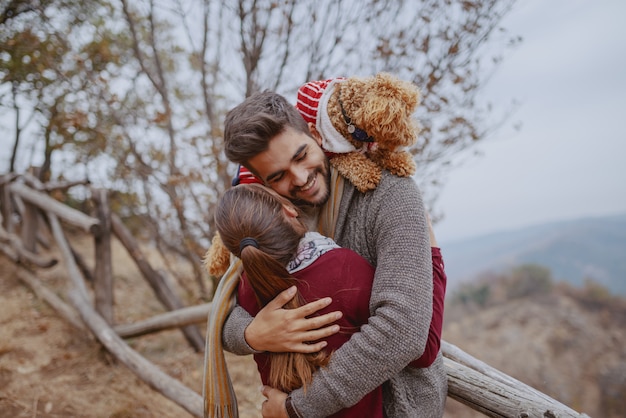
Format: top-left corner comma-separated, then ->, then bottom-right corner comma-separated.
0,173 -> 590,418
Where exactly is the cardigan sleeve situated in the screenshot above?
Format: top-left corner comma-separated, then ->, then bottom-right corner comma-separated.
221,304 -> 258,355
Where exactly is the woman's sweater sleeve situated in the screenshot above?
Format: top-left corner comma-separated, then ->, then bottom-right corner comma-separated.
408,247 -> 447,368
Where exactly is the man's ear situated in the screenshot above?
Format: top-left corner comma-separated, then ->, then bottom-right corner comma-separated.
308,122 -> 323,147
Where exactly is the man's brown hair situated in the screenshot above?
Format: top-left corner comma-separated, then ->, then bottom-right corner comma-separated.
223,91 -> 311,167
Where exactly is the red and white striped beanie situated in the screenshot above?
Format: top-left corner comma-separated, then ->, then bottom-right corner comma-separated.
232,164 -> 261,185
296,78 -> 344,125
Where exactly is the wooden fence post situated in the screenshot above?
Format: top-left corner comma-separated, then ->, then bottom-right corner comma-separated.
111,213 -> 205,352
21,200 -> 38,253
0,176 -> 11,231
93,188 -> 114,325
21,168 -> 42,252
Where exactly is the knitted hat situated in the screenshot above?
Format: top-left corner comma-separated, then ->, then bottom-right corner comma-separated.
231,164 -> 261,186
297,77 -> 359,154
296,78 -> 343,125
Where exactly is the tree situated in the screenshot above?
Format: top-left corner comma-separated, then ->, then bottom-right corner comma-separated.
0,1 -> 126,178
1,0 -> 521,297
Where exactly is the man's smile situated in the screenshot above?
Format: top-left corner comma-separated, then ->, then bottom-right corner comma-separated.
299,175 -> 316,193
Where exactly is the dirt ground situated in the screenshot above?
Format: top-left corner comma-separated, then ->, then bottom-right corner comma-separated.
0,234 -> 265,418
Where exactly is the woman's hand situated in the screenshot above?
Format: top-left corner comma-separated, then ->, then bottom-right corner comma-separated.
261,386 -> 289,418
244,286 -> 342,353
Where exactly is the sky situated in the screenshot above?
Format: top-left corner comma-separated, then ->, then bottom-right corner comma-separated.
2,1 -> 624,244
435,0 -> 626,243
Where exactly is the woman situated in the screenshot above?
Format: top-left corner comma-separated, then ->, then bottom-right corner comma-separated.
215,183 -> 383,418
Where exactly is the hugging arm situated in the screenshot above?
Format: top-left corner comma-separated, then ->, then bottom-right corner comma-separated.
223,252 -> 444,363
255,247 -> 446,417
285,177 -> 433,417
222,287 -> 341,355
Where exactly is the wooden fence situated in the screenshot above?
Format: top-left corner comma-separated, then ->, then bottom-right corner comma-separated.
0,172 -> 591,418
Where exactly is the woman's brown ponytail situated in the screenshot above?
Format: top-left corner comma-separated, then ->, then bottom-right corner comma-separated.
214,183 -> 330,392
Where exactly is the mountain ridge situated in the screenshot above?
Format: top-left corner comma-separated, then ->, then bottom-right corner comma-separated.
439,212 -> 626,295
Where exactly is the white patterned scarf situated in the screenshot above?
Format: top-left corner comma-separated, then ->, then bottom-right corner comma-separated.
287,231 -> 340,274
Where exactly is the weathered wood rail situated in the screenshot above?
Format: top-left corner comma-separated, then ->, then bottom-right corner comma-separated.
0,173 -> 591,418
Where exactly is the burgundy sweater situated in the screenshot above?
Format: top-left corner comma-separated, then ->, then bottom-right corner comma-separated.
238,248 -> 383,418
237,246 -> 447,416
409,246 -> 447,368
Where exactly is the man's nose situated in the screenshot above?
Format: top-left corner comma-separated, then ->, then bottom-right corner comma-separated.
290,166 -> 309,187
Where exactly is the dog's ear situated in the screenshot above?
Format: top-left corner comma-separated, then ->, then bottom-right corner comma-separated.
374,73 -> 420,111
203,232 -> 231,277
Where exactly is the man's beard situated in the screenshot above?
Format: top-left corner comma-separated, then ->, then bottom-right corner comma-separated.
289,158 -> 331,208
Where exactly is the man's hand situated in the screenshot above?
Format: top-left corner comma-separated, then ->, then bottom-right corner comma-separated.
244,286 -> 342,353
261,386 -> 289,418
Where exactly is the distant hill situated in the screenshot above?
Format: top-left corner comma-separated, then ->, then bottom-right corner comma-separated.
439,212 -> 626,296
443,285 -> 626,418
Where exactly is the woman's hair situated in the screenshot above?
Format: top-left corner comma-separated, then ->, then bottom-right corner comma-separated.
214,183 -> 330,392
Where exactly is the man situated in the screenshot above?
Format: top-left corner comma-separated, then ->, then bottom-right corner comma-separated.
220,90 -> 447,418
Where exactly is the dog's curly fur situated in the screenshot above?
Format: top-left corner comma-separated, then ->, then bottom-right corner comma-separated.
326,72 -> 421,192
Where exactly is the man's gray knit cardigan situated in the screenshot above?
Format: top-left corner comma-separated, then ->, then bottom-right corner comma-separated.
222,171 -> 448,417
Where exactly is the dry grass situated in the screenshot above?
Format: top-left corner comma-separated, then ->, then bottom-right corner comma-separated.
0,233 -> 263,418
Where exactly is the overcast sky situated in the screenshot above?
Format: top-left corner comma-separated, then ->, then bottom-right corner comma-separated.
435,0 -> 626,243
2,1 -> 624,245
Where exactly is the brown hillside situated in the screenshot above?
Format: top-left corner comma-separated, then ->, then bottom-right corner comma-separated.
443,287 -> 626,418
1,232 -> 622,417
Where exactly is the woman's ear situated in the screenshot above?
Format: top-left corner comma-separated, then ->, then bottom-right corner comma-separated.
308,122 -> 323,147
282,204 -> 299,219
